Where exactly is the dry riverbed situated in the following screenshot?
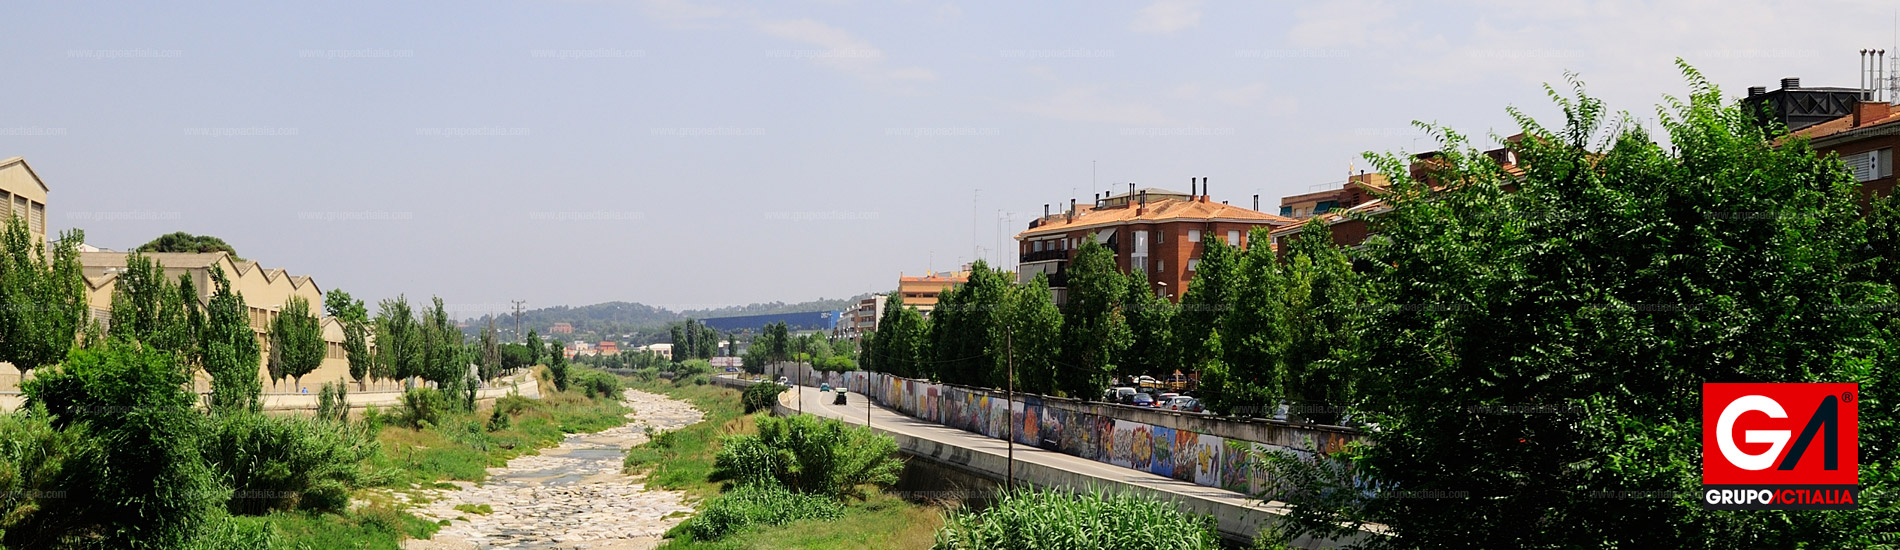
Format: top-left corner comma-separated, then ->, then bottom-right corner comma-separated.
400,389 -> 706,550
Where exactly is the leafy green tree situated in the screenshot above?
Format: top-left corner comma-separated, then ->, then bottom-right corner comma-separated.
1058,239 -> 1130,399
1269,66 -> 1897,548
1219,227 -> 1289,410
525,329 -> 542,366
20,339 -> 227,549
267,295 -> 325,391
1120,268 -> 1176,379
324,290 -> 373,390
1004,274 -> 1062,395
105,252 -> 194,355
374,296 -> 423,387
669,324 -> 687,363
135,231 -> 240,259
547,339 -> 569,392
1174,235 -> 1237,374
477,318 -> 501,381
871,304 -> 928,379
0,217 -> 87,375
202,265 -> 262,415
1276,220 -> 1368,422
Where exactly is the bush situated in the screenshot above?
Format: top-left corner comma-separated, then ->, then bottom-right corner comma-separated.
711,414 -> 902,499
672,359 -> 714,379
17,340 -> 228,549
184,514 -> 281,550
932,486 -> 1221,550
316,380 -> 350,423
570,369 -> 622,399
0,405 -> 100,544
201,412 -> 378,515
632,367 -> 661,382
741,381 -> 788,414
398,388 -> 447,429
680,373 -> 711,387
671,484 -> 844,541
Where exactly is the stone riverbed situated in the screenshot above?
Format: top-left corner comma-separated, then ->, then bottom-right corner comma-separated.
399,388 -> 706,550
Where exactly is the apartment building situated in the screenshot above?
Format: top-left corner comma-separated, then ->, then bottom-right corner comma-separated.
897,272 -> 968,316
1016,180 -> 1296,302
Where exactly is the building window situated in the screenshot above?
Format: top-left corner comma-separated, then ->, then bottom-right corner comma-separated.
1034,241 -> 1043,252
1156,260 -> 1164,273
1188,259 -> 1200,271
1131,230 -> 1148,273
1188,229 -> 1201,243
1848,149 -> 1895,182
1314,200 -> 1339,214
1155,231 -> 1163,244
1227,230 -> 1239,246
1279,205 -> 1292,216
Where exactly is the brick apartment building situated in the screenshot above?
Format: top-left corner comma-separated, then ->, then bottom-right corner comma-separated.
1763,77 -> 1900,204
1015,180 -> 1296,302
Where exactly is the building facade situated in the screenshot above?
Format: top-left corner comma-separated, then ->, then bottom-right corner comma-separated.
1786,98 -> 1900,203
0,157 -> 49,244
1016,184 -> 1296,302
896,273 -> 967,316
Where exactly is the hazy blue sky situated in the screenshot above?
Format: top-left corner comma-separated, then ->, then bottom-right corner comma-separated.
5,0 -> 1894,316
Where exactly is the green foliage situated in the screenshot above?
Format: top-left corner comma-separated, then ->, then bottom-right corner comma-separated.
871,303 -> 929,379
200,412 -> 377,515
672,483 -> 845,541
397,388 -> 448,430
106,251 -> 197,357
1120,268 -> 1175,379
1058,239 -> 1131,399
316,380 -> 350,423
710,414 -> 903,499
0,216 -> 87,374
548,339 -> 570,391
930,261 -> 1011,387
932,486 -> 1220,550
183,514 -> 283,550
18,339 -> 227,549
741,381 -> 789,414
1004,274 -> 1062,395
204,265 -> 263,415
267,295 -> 325,390
526,329 -> 543,366
0,405 -> 97,544
569,368 -> 621,399
323,289 -> 373,388
1175,235 -> 1236,373
373,296 -> 422,383
420,297 -> 466,391
1263,65 -> 1899,548
136,231 -> 240,259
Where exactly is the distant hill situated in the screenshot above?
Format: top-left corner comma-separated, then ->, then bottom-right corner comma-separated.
466,294 -> 876,341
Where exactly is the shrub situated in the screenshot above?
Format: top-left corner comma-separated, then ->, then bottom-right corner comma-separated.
398,387 -> 447,429
711,414 -> 902,499
184,514 -> 281,550
932,486 -> 1221,550
316,380 -> 350,423
201,412 -> 378,514
672,484 -> 843,541
570,369 -> 622,399
0,405 -> 100,544
672,359 -> 714,379
17,340 -> 228,549
680,373 -> 711,387
632,367 -> 661,382
741,381 -> 788,414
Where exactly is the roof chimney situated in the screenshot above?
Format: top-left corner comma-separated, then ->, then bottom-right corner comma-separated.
1854,100 -> 1892,127
1128,182 -> 1136,200
1069,198 -> 1077,222
1094,192 -> 1100,206
1253,194 -> 1260,211
1044,204 -> 1050,218
1780,77 -> 1800,90
1190,177 -> 1197,197
1748,86 -> 1767,97
1201,178 -> 1210,203
1137,191 -> 1147,215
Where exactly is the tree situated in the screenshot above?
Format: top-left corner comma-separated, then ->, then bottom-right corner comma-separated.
1269,66 -> 1897,548
105,252 -> 193,355
547,339 -> 569,392
324,290 -> 373,390
1219,227 -> 1289,412
1174,235 -> 1237,378
871,304 -> 928,379
267,295 -> 325,391
420,297 -> 465,393
1057,239 -> 1130,399
202,265 -> 262,415
933,261 -> 1008,387
1276,220 -> 1368,422
1005,274 -> 1063,395
1120,268 -> 1176,380
669,324 -> 686,363
477,317 -> 502,381
0,217 -> 87,376
525,329 -> 542,366
374,296 -> 423,387
135,231 -> 240,259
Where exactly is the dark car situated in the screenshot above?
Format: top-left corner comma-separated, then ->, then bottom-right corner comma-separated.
1130,393 -> 1155,407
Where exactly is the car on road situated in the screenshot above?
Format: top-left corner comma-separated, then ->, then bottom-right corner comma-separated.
778,376 -> 792,387
1109,387 -> 1138,404
833,387 -> 848,405
1129,393 -> 1155,407
819,382 -> 831,392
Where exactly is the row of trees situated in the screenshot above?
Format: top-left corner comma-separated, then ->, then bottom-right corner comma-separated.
669,318 -> 724,362
742,321 -> 858,374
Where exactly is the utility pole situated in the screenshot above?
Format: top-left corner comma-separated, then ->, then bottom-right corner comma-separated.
1006,327 -> 1015,492
511,300 -> 527,343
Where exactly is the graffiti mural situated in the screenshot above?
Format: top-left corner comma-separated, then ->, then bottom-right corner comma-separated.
1148,426 -> 1174,477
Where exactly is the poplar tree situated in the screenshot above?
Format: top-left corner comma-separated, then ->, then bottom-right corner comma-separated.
0,217 -> 86,375
1057,239 -> 1129,399
202,265 -> 261,415
267,295 -> 324,391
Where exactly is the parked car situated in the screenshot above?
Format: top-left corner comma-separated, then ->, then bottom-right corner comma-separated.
1157,392 -> 1180,403
1110,387 -> 1138,404
1167,396 -> 1203,413
1129,393 -> 1156,407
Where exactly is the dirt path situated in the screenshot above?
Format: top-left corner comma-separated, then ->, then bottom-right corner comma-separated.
401,389 -> 706,549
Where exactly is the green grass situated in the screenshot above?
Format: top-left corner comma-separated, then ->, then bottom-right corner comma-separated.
659,491 -> 946,550
622,379 -> 748,498
225,502 -> 441,550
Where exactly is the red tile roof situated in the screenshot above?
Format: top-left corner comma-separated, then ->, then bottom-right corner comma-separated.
1017,196 -> 1295,239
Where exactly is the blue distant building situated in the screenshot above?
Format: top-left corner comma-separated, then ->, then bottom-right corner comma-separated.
699,311 -> 839,333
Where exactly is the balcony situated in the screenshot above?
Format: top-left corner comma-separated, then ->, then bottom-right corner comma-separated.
1020,249 -> 1071,263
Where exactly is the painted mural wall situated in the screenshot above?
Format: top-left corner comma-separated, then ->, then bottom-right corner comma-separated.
841,371 -> 1360,497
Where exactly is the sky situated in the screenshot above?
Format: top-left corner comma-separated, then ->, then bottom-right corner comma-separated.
5,0 -> 1898,317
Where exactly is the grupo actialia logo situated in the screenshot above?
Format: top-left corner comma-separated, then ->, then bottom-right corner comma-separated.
1702,383 -> 1859,510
